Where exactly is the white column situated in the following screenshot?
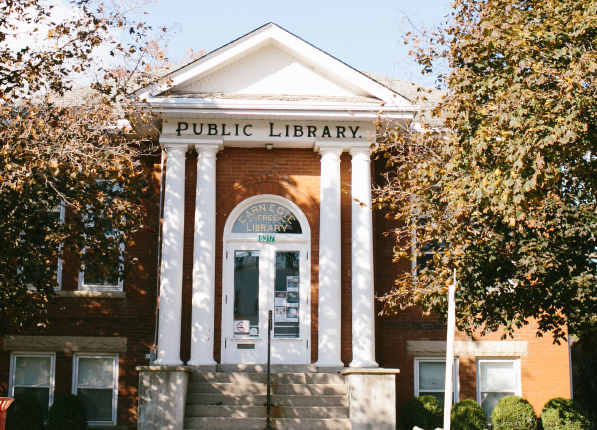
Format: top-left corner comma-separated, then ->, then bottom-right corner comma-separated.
349,148 -> 379,368
315,147 -> 344,368
155,143 -> 187,366
188,145 -> 219,366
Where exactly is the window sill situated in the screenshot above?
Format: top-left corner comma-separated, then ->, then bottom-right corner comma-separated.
55,291 -> 126,299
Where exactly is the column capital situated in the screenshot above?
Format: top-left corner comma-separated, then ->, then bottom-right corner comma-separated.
195,144 -> 220,159
318,146 -> 343,160
349,146 -> 372,158
163,142 -> 189,157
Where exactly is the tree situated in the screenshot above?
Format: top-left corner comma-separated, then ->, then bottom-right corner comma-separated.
0,0 -> 177,333
375,0 -> 597,343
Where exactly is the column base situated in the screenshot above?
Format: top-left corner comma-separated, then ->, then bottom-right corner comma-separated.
187,358 -> 217,366
349,359 -> 379,368
154,358 -> 184,366
315,359 -> 344,368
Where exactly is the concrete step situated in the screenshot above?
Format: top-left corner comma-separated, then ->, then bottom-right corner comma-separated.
185,405 -> 350,419
274,418 -> 351,430
184,417 -> 351,430
184,417 -> 264,429
186,393 -> 349,407
189,372 -> 345,385
216,364 -> 319,373
187,382 -> 346,395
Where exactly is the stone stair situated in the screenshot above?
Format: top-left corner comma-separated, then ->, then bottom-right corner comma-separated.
183,371 -> 351,430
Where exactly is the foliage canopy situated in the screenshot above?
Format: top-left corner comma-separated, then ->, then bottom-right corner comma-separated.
0,0 -> 178,332
375,0 -> 597,343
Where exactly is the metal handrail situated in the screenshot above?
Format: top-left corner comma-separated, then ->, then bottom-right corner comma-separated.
267,310 -> 272,430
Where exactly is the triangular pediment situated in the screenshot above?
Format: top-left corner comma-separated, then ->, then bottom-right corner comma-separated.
137,24 -> 412,106
173,43 -> 367,98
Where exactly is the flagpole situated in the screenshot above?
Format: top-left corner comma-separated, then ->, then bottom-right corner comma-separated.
443,268 -> 457,430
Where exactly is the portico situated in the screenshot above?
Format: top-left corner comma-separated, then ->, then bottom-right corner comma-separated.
153,135 -> 381,369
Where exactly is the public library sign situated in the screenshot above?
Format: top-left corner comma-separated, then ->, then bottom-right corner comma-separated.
163,119 -> 375,142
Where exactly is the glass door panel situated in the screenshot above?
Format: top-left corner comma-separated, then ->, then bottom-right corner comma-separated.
273,251 -> 300,338
233,251 -> 260,337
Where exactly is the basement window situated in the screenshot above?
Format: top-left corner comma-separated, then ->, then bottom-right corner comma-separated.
73,354 -> 118,425
476,358 -> 521,420
414,357 -> 459,409
9,353 -> 56,419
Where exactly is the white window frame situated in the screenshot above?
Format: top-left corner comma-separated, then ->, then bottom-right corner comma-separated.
77,242 -> 124,291
8,352 -> 56,413
55,204 -> 65,290
78,180 -> 125,291
476,357 -> 522,415
72,353 -> 119,426
414,357 -> 459,403
22,204 -> 65,291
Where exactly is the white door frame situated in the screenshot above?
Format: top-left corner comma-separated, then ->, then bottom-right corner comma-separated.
221,195 -> 311,364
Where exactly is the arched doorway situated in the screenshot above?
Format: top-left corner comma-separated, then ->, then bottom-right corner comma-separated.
221,195 -> 311,364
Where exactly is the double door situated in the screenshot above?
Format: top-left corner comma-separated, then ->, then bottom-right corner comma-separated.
222,242 -> 310,364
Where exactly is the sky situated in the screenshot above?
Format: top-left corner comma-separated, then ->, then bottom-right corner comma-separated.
142,0 -> 452,84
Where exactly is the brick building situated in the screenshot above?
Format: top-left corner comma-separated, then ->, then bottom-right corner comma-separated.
0,23 -> 571,430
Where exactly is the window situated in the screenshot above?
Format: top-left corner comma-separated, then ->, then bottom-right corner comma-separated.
476,358 -> 521,420
9,353 -> 55,419
415,357 -> 459,408
78,243 -> 124,291
21,204 -> 65,290
73,354 -> 118,424
412,215 -> 443,275
79,181 -> 124,291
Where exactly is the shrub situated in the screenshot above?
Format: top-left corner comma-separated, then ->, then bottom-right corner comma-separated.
451,399 -> 487,430
6,392 -> 44,430
491,396 -> 538,430
47,394 -> 88,430
401,395 -> 443,430
540,397 -> 589,430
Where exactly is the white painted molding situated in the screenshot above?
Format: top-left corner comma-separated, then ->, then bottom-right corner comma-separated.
406,341 -> 529,357
3,336 -> 127,352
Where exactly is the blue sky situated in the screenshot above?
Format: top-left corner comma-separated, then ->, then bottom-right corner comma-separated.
143,0 -> 452,84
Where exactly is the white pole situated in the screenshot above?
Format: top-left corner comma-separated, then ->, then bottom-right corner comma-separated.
443,269 -> 457,430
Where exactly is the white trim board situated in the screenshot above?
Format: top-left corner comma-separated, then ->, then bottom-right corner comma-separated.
406,341 -> 529,357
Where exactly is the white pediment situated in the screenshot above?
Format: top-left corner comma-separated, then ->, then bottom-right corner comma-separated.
137,23 -> 413,108
173,44 -> 367,98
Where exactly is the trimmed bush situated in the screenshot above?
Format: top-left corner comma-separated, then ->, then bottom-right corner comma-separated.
451,399 -> 487,430
540,397 -> 589,430
401,395 -> 443,430
47,394 -> 88,430
6,392 -> 44,430
491,396 -> 538,430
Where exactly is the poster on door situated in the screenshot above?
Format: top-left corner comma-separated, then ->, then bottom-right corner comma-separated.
287,276 -> 299,291
286,306 -> 298,322
274,306 -> 287,322
275,291 -> 287,306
